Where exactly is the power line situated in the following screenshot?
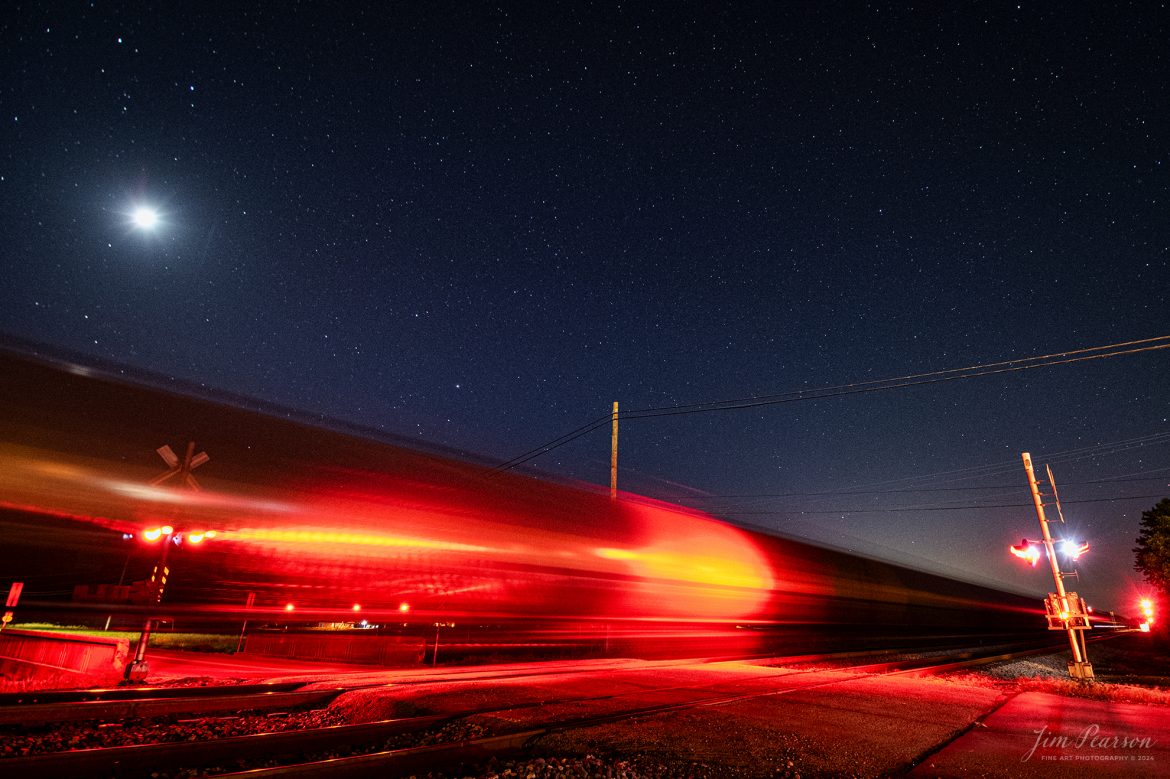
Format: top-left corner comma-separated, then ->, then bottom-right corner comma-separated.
489,413 -> 613,473
635,335 -> 1170,417
494,335 -> 1170,471
720,492 -> 1169,517
805,432 -> 1170,497
622,338 -> 1170,419
668,473 -> 1170,502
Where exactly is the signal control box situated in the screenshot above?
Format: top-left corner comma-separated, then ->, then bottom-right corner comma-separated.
1044,591 -> 1092,630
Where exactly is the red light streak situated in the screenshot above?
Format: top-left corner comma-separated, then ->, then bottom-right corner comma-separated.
1009,540 -> 1041,566
225,527 -> 492,553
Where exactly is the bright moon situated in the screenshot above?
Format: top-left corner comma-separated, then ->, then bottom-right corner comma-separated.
132,206 -> 159,230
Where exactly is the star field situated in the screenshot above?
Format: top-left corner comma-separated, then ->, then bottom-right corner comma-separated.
1,2 -> 1168,609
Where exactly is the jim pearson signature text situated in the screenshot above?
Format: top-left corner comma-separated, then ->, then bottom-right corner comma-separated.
1023,724 -> 1156,762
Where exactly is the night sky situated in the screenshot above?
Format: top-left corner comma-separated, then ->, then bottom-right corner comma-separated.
2,3 -> 1168,612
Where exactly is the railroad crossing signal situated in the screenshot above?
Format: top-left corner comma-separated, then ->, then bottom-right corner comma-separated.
150,441 -> 209,490
126,443 -> 209,683
1139,598 -> 1156,631
1020,454 -> 1093,679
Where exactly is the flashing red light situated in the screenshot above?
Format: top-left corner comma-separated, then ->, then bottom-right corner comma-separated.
352,603 -> 361,612
284,603 -> 295,612
142,525 -> 173,542
1009,539 -> 1040,566
1060,539 -> 1090,560
187,532 -> 206,544
1140,598 -> 1155,624
399,602 -> 410,613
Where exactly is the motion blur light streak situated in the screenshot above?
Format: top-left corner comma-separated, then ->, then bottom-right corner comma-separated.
225,528 -> 493,554
1,3 -> 1168,624
0,352 -> 1047,643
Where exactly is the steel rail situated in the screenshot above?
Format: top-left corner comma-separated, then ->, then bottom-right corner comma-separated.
0,681 -> 307,707
0,687 -> 344,726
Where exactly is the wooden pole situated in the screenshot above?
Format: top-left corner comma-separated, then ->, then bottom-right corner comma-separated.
610,402 -> 619,499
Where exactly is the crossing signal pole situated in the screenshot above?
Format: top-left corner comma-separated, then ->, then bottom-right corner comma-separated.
125,442 -> 210,683
1022,452 -> 1093,680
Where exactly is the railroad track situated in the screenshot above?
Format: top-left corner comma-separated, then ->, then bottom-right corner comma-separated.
0,685 -> 345,726
0,638 -> 1076,778
0,680 -> 307,706
0,656 -> 692,728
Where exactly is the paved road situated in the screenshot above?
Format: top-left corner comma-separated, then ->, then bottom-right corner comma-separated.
912,691 -> 1169,777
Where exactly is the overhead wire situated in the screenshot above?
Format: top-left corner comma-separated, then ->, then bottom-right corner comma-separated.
622,338 -> 1170,419
494,335 -> 1170,472
670,473 -> 1170,501
489,412 -> 614,473
683,449 -> 1170,515
720,492 -> 1169,516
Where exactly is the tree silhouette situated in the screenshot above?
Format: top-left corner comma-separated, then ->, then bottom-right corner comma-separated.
1133,498 -> 1170,597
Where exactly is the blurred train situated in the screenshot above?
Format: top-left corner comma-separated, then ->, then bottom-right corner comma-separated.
0,348 -> 1045,659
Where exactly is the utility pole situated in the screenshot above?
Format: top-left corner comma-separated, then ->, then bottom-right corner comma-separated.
1022,452 -> 1093,680
610,401 -> 619,500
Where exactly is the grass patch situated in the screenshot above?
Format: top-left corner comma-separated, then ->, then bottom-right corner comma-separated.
8,623 -> 237,653
942,671 -> 1170,706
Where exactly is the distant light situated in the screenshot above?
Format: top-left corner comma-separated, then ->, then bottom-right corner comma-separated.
352,603 -> 361,612
284,603 -> 295,612
160,525 -> 174,536
398,602 -> 410,613
131,206 -> 159,230
1140,598 -> 1155,624
142,527 -> 163,542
